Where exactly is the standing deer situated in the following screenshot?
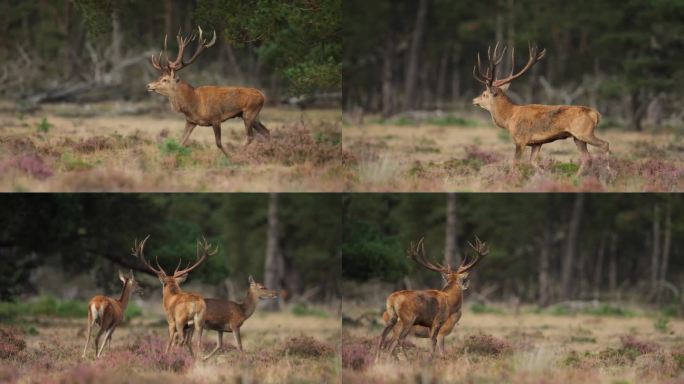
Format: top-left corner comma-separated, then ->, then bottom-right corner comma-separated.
182,275 -> 278,359
472,42 -> 610,174
132,235 -> 217,357
147,26 -> 269,157
82,270 -> 143,359
375,237 -> 488,361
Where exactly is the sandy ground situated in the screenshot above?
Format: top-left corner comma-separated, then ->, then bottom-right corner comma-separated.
0,101 -> 343,192
343,114 -> 684,192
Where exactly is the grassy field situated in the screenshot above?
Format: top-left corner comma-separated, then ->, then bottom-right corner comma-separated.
0,308 -> 339,383
0,101 -> 343,192
342,303 -> 684,384
343,113 -> 684,192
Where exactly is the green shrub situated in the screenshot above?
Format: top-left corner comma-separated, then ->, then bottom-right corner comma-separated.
470,302 -> 504,315
36,117 -> 51,133
159,138 -> 191,157
654,316 -> 670,334
291,303 -> 328,318
582,304 -> 633,317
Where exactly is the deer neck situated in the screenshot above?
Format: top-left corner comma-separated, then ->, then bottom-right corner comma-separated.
490,93 -> 515,129
117,282 -> 133,310
442,279 -> 464,312
169,80 -> 197,114
162,283 -> 182,310
240,289 -> 258,319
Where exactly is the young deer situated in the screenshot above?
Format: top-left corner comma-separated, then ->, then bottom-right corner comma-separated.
147,26 -> 269,157
82,270 -> 143,359
182,275 -> 278,359
376,237 -> 488,360
132,235 -> 217,357
472,42 -> 610,174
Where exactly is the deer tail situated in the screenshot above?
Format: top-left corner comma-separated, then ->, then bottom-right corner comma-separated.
591,109 -> 602,127
90,302 -> 104,325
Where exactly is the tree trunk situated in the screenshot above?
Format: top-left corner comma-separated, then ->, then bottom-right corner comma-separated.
593,230 -> 608,300
608,233 -> 617,297
561,194 -> 584,300
538,204 -> 552,307
402,0 -> 427,111
657,201 -> 671,302
650,204 -> 661,296
451,43 -> 461,102
629,88 -> 648,131
264,193 -> 283,310
109,1 -> 122,84
381,33 -> 394,118
444,194 -> 460,268
435,50 -> 449,109
164,0 -> 173,38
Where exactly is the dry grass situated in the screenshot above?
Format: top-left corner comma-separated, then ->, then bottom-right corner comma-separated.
343,114 -> 684,192
0,310 -> 340,383
342,303 -> 684,383
0,101 -> 344,191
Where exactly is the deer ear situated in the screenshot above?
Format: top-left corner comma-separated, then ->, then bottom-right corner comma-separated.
248,275 -> 255,285
175,274 -> 188,284
499,83 -> 510,92
119,270 -> 126,283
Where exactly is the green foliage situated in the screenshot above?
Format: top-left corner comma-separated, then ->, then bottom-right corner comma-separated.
552,162 -> 580,178
159,138 -> 191,157
194,0 -> 341,94
583,305 -> 634,317
653,316 -> 670,333
342,219 -> 406,282
0,296 -> 87,320
59,152 -> 93,171
425,115 -> 478,127
35,117 -> 51,133
470,302 -> 504,315
291,303 -> 329,318
125,302 -> 143,320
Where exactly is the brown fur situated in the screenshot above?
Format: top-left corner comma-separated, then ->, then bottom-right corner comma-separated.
182,276 -> 278,359
82,271 -> 142,358
375,238 -> 487,361
472,43 -> 609,174
147,29 -> 269,156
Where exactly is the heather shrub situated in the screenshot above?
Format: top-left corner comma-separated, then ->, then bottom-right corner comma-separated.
278,335 -> 335,358
128,334 -> 193,373
0,327 -> 26,359
341,341 -> 372,371
635,350 -> 678,379
461,332 -> 512,357
5,153 -> 53,179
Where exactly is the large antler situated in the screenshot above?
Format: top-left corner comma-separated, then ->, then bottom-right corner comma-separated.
407,238 -> 449,273
150,26 -> 217,74
473,42 -> 545,88
456,236 -> 488,274
172,235 -> 218,277
131,235 -> 167,276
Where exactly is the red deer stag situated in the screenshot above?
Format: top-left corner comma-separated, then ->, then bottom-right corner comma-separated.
82,270 -> 143,358
132,235 -> 217,358
472,42 -> 609,174
182,275 -> 278,359
147,26 -> 269,157
375,237 -> 488,360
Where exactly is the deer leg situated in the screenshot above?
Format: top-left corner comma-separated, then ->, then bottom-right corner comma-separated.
530,144 -> 542,168
195,321 -> 203,359
233,328 -> 243,352
180,121 -> 197,146
375,314 -> 398,361
93,326 -> 106,358
579,133 -> 610,154
438,335 -> 446,356
513,144 -> 524,163
252,120 -> 270,139
211,124 -> 230,158
96,328 -> 113,358
203,331 -> 223,360
165,322 -> 176,353
176,321 -> 194,357
242,111 -> 258,146
106,328 -> 115,352
429,322 -> 444,359
388,320 -> 414,358
574,138 -> 591,175
82,312 -> 95,358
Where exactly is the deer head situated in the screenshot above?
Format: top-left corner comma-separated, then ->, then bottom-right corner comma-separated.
472,42 -> 546,111
132,235 -> 217,292
147,26 -> 216,96
408,237 -> 488,288
119,270 -> 144,296
248,275 -> 278,299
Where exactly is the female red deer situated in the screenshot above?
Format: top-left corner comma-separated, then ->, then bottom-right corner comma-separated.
375,237 -> 488,360
82,270 -> 143,358
147,26 -> 269,157
472,42 -> 609,175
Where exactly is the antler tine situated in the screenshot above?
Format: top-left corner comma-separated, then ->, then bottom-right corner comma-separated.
492,41 -> 546,88
172,235 -> 215,277
459,236 -> 488,274
508,46 -> 515,77
408,237 -> 447,273
132,235 -> 167,275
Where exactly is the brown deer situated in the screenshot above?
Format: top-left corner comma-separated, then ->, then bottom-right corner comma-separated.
472,42 -> 610,174
375,237 -> 488,360
181,275 -> 278,359
82,270 -> 143,359
147,26 -> 269,157
132,235 -> 217,357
